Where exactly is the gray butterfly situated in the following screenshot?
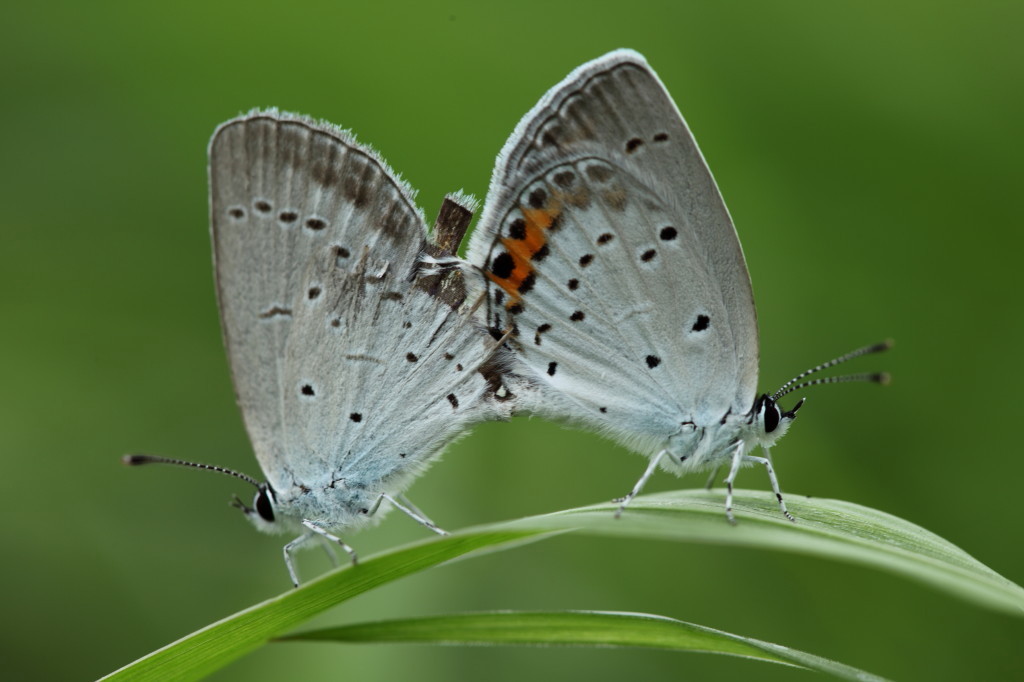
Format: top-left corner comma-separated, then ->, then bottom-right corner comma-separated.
128,111 -> 513,585
460,49 -> 888,522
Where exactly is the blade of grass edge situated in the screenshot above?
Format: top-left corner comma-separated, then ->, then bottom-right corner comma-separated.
282,610 -> 890,682
528,490 -> 1024,616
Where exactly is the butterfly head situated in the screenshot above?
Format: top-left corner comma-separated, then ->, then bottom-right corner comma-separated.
750,393 -> 805,448
231,482 -> 281,534
752,340 -> 894,448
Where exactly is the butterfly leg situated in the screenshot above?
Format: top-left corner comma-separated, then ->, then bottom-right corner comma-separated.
282,532 -> 314,587
319,536 -> 340,568
704,465 -> 722,490
723,442 -> 746,525
371,493 -> 449,535
397,494 -> 438,528
614,449 -> 668,519
298,519 -> 359,576
743,448 -> 795,522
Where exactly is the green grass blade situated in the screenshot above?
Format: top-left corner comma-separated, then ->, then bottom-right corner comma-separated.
100,529 -> 558,682
103,489 -> 1023,680
282,610 -> 890,682
530,489 -> 1024,616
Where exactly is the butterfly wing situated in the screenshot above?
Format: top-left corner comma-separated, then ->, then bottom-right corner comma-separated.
466,50 -> 759,452
209,112 -> 503,507
278,252 -> 503,512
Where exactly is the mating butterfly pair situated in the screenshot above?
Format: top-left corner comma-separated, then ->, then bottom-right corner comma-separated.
126,50 -> 887,585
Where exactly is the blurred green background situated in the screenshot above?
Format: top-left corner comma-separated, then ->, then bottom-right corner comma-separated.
3,1 -> 1022,680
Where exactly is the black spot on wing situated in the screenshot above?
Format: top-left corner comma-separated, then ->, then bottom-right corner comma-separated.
491,252 -> 515,278
518,274 -> 536,294
534,323 -> 551,345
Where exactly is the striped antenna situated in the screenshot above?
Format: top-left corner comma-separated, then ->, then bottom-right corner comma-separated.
122,454 -> 262,490
771,340 -> 892,401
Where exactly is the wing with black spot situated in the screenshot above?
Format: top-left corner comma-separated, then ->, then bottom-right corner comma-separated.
279,260 -> 503,494
209,112 -> 490,492
465,50 -> 759,451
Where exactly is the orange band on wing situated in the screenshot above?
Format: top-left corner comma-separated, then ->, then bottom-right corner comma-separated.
488,244 -> 532,298
485,204 -> 562,305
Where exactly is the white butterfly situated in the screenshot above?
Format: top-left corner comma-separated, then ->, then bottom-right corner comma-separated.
128,111 -> 515,585
456,49 -> 888,522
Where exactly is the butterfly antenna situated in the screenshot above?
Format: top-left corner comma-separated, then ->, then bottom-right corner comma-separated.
122,454 -> 262,490
771,340 -> 892,401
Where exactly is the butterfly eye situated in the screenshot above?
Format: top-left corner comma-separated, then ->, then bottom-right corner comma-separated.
763,398 -> 782,434
254,486 -> 276,522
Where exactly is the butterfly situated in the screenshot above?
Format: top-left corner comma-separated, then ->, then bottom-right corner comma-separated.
453,49 -> 889,522
127,111 -> 516,585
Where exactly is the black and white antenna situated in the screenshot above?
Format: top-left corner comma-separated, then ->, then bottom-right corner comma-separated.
771,340 -> 892,401
121,453 -> 272,516
122,454 -> 262,489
